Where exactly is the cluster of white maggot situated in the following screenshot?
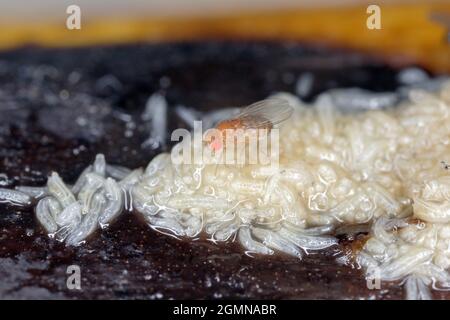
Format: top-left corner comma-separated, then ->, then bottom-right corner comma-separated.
1,154 -> 143,246
358,173 -> 450,299
354,84 -> 450,299
131,151 -> 340,258
131,82 -> 450,299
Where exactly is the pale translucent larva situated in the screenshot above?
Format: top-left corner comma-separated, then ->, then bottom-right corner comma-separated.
0,188 -> 32,206
36,196 -> 60,233
15,186 -> 48,199
105,164 -> 132,180
377,247 -> 434,281
98,178 -> 123,228
47,172 -> 76,208
277,227 -> 337,251
55,201 -> 82,227
251,227 -> 303,259
238,227 -> 274,255
78,173 -> 104,215
66,193 -> 105,246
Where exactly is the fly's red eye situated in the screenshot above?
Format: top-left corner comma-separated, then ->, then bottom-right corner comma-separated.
211,139 -> 223,151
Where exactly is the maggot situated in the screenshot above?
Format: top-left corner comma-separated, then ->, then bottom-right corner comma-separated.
98,178 -> 123,228
0,188 -> 32,206
35,196 -> 60,234
66,192 -> 105,246
47,172 -> 76,207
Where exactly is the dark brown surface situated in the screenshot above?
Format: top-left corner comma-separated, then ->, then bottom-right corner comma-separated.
0,41 -> 447,299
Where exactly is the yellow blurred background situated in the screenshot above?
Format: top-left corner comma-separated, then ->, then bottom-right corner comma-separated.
0,0 -> 449,72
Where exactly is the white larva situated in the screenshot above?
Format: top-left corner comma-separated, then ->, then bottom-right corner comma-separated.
378,247 -> 434,281
212,222 -> 239,241
363,237 -> 387,257
47,172 -> 76,207
277,227 -> 337,251
93,153 -> 106,177
119,168 -> 144,211
238,227 -> 274,255
98,178 -> 124,228
36,197 -> 60,233
280,167 -> 314,187
368,183 -> 402,216
417,263 -> 450,286
77,173 -> 104,215
372,217 -> 397,244
288,224 -> 335,236
295,72 -> 314,98
146,215 -> 185,237
205,218 -> 234,236
0,188 -> 32,206
141,93 -> 167,149
414,198 -> 450,224
131,187 -> 160,217
180,214 -> 203,237
405,275 -> 432,300
356,251 -> 379,270
252,227 -> 303,259
55,201 -> 82,227
66,193 -> 105,246
230,179 -> 265,195
119,168 -> 143,190
263,175 -> 279,204
306,212 -> 336,226
145,153 -> 170,176
324,88 -> 398,112
105,164 -> 132,180
167,195 -> 229,210
15,186 -> 48,199
421,177 -> 450,201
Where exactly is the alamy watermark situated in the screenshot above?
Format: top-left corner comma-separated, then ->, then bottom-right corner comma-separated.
66,5 -> 81,30
66,265 -> 82,290
170,121 -> 280,167
366,5 -> 382,30
366,266 -> 381,290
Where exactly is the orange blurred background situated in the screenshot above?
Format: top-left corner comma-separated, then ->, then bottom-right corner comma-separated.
0,0 -> 448,72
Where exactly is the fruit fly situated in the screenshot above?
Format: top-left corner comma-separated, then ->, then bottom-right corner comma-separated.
206,98 -> 293,152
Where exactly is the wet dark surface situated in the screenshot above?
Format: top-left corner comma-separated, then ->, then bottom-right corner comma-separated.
0,41 -> 447,299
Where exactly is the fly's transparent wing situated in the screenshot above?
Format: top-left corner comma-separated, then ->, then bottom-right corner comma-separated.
236,98 -> 293,129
